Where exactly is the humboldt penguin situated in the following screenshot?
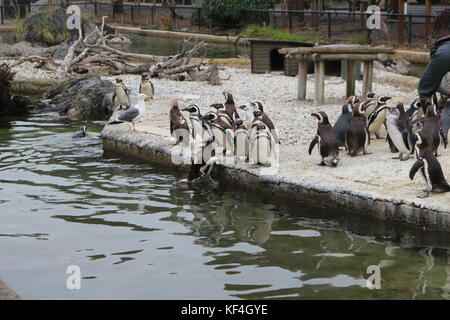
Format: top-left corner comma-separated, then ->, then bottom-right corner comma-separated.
250,123 -> 272,166
364,95 -> 391,119
345,102 -> 370,156
252,102 -> 279,144
139,73 -> 154,100
309,111 -> 339,167
203,111 -> 234,155
210,103 -> 233,127
385,103 -> 415,160
182,104 -> 207,141
223,92 -> 240,122
366,96 -> 391,139
112,78 -> 130,110
333,103 -> 353,148
234,119 -> 250,162
73,126 -> 87,139
409,131 -> 450,198
238,103 -> 255,130
422,102 -> 446,156
170,100 -> 190,146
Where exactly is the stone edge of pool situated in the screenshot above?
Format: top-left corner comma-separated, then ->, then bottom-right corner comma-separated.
101,125 -> 450,232
0,279 -> 20,300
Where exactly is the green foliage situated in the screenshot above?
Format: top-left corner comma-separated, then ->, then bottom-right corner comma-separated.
350,34 -> 371,45
14,9 -> 70,46
244,25 -> 318,42
201,0 -> 275,29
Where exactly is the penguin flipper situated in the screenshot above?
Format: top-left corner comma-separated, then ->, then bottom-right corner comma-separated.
409,159 -> 424,180
308,135 -> 319,155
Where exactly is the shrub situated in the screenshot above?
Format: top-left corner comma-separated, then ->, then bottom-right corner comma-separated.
201,0 -> 275,29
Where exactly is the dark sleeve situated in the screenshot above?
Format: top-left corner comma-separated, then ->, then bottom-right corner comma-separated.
418,42 -> 450,100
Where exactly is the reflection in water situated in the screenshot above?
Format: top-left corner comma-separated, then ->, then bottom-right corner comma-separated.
0,115 -> 449,299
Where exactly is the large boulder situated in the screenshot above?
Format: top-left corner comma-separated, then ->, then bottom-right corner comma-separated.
43,75 -> 115,120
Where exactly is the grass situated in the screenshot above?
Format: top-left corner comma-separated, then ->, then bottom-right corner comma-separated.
243,24 -> 318,42
350,34 -> 372,45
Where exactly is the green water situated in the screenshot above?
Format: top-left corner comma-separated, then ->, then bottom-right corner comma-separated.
0,114 -> 450,299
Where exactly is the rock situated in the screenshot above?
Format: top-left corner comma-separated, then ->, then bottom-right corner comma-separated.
374,59 -> 410,76
0,41 -> 55,58
43,75 -> 115,120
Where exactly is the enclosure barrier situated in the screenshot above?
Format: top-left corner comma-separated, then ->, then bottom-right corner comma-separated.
0,1 -> 442,46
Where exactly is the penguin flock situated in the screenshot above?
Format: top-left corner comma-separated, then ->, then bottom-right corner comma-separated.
170,92 -> 279,185
310,92 -> 450,198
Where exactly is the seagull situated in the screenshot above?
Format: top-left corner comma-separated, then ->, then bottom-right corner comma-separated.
108,94 -> 146,130
73,126 -> 88,138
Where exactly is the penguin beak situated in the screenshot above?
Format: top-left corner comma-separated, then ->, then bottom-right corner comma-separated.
311,113 -> 319,119
181,107 -> 189,112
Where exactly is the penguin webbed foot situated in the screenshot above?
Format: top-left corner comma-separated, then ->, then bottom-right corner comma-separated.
417,190 -> 430,198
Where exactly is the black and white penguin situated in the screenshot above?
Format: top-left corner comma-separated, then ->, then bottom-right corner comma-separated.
238,103 -> 255,130
333,103 -> 353,148
250,123 -> 272,166
251,102 -> 279,144
366,96 -> 392,139
182,104 -> 206,141
112,78 -> 130,110
385,103 -> 415,160
170,100 -> 190,146
210,103 -> 233,127
309,111 -> 339,167
73,126 -> 87,139
203,111 -> 234,156
364,95 -> 391,119
234,119 -> 250,162
345,102 -> 370,156
410,131 -> 450,198
422,102 -> 446,156
139,73 -> 154,100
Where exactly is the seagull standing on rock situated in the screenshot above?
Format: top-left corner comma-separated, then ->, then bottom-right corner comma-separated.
108,94 -> 146,131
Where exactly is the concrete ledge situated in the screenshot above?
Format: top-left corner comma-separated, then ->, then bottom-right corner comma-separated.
112,25 -> 249,46
0,279 -> 20,300
102,124 -> 450,232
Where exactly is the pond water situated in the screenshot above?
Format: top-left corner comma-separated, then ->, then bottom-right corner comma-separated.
0,115 -> 450,299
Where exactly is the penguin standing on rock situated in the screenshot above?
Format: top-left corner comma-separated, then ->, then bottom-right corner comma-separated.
385,103 -> 415,161
366,96 -> 391,139
170,100 -> 190,145
139,73 -> 154,100
333,103 -> 353,148
410,131 -> 450,198
234,119 -> 250,162
238,103 -> 255,130
309,112 -> 339,167
210,103 -> 233,128
203,111 -> 235,155
112,78 -> 130,110
252,102 -> 279,144
345,102 -> 370,156
250,123 -> 273,166
223,92 -> 240,123
182,104 -> 208,141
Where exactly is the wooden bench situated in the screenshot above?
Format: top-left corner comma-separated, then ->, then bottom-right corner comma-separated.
279,45 -> 396,105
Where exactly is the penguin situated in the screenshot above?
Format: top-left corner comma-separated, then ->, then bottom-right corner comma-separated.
347,95 -> 360,106
182,104 -> 206,141
440,100 -> 450,145
364,95 -> 391,119
112,78 -> 130,110
170,100 -> 190,146
333,103 -> 353,148
366,96 -> 392,139
345,102 -> 370,156
251,102 -> 279,144
406,98 -> 424,123
223,92 -> 240,122
410,131 -> 450,198
385,103 -> 415,161
422,102 -> 446,156
234,119 -> 250,162
203,111 -> 234,155
250,123 -> 272,166
238,103 -> 255,130
139,73 -> 154,100
250,109 -> 266,143
309,112 -> 340,167
209,103 -> 233,128
73,126 -> 87,139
